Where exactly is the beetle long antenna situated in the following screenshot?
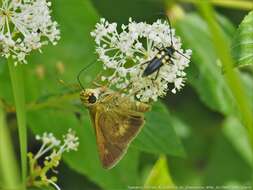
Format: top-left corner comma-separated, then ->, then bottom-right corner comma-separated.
165,16 -> 174,47
77,61 -> 96,90
163,15 -> 190,60
175,50 -> 190,60
154,12 -> 174,46
155,12 -> 190,61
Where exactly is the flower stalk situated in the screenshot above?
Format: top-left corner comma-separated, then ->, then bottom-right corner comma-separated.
8,58 -> 27,187
0,106 -> 21,190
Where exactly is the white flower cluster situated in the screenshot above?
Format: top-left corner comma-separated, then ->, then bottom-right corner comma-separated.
0,0 -> 60,65
29,129 -> 78,190
35,129 -> 79,160
91,18 -> 192,102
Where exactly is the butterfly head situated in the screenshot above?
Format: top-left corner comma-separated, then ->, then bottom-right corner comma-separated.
80,88 -> 101,106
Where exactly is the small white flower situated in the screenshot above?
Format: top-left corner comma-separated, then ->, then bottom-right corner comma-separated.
0,0 -> 60,65
62,129 -> 79,152
29,129 -> 79,190
91,18 -> 192,102
36,132 -> 61,146
34,129 -> 79,160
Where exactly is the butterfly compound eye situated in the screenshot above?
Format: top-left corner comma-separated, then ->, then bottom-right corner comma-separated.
80,90 -> 97,105
88,94 -> 97,104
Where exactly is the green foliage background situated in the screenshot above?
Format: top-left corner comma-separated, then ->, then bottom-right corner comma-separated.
0,0 -> 253,189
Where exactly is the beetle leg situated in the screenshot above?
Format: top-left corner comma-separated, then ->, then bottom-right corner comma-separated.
175,49 -> 190,60
141,60 -> 150,66
154,68 -> 160,80
150,68 -> 160,85
154,46 -> 161,51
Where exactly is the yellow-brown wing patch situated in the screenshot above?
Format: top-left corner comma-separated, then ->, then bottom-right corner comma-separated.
98,110 -> 144,145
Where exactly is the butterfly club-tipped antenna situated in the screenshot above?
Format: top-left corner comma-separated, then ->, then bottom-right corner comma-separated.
77,60 -> 97,90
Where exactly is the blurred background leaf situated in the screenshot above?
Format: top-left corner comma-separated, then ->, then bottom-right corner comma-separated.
175,13 -> 236,115
144,155 -> 174,188
222,116 -> 253,167
232,11 -> 253,67
91,0 -> 164,23
133,102 -> 185,157
203,132 -> 252,185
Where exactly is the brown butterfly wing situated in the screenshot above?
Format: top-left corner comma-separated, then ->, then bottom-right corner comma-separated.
87,104 -> 126,169
93,114 -> 126,169
93,95 -> 149,169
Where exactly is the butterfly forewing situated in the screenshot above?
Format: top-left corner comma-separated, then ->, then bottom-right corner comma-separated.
87,91 -> 150,169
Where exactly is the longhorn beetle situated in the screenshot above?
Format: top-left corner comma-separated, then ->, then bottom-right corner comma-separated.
142,17 -> 190,79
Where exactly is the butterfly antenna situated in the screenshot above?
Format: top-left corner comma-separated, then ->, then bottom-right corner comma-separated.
77,60 -> 96,90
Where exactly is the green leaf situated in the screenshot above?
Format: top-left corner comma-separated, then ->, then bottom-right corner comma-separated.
144,155 -> 174,188
166,87 -> 224,186
8,59 -> 27,184
0,61 -> 13,104
222,117 -> 253,167
175,14 -> 236,115
27,109 -> 139,190
0,107 -> 20,189
57,162 -> 100,190
203,133 -> 252,185
91,0 -> 164,23
232,11 -> 253,67
241,72 -> 253,111
133,102 -> 185,157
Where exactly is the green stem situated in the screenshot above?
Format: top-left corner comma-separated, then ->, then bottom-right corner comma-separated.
2,92 -> 79,114
27,92 -> 79,111
180,0 -> 253,10
0,107 -> 21,190
8,59 -> 27,189
196,0 -> 253,160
